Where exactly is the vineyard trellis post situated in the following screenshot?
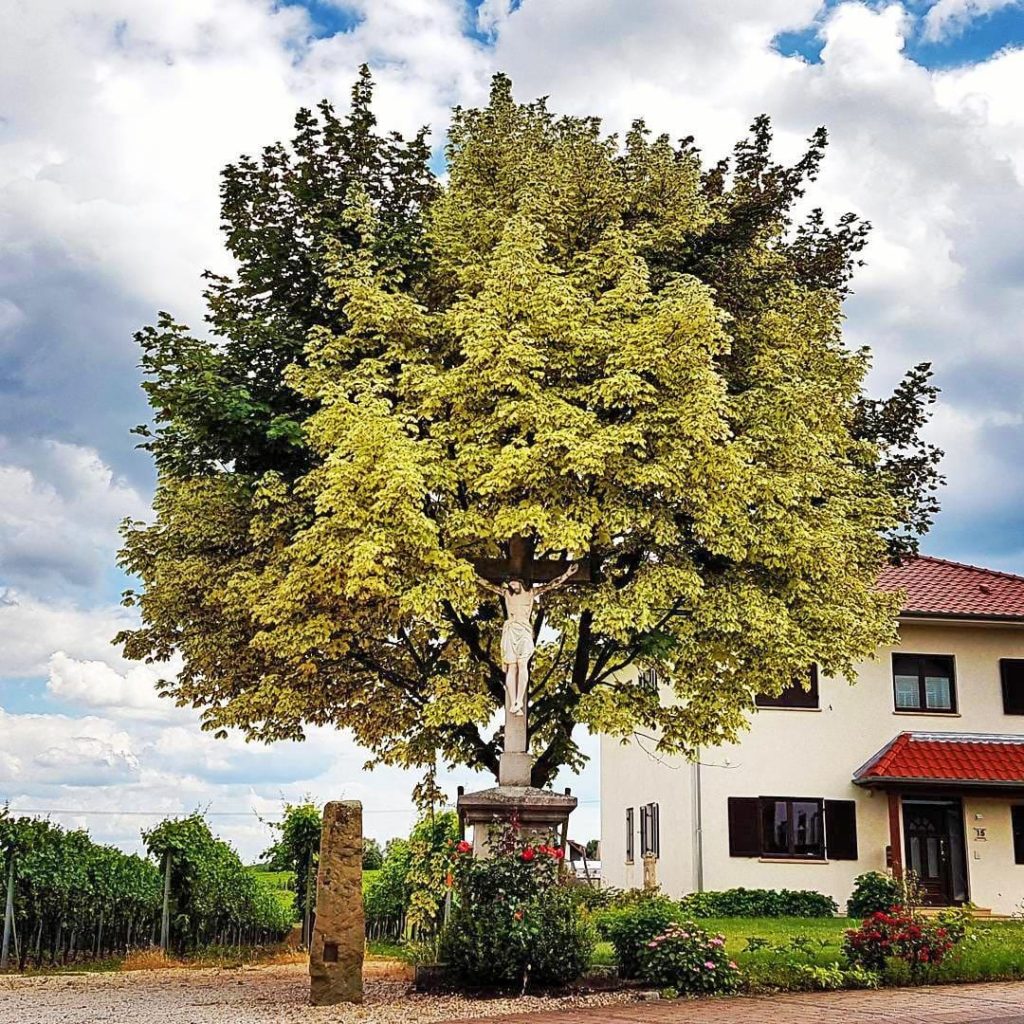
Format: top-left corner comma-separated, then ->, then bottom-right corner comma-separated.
159,850 -> 171,952
1,851 -> 14,969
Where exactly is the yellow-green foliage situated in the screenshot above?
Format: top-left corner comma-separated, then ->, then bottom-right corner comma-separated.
120,74 -> 933,788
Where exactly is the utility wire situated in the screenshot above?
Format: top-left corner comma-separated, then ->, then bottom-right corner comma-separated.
4,799 -> 601,818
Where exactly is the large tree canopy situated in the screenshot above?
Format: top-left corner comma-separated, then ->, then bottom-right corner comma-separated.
120,71 -> 942,788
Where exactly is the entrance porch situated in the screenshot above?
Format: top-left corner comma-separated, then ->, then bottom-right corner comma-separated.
854,731 -> 1024,911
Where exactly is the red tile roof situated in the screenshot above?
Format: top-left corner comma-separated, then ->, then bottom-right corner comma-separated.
878,556 -> 1024,621
855,732 -> 1024,787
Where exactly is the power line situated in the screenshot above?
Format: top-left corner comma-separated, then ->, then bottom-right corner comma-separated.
4,798 -> 600,818
3,806 -> 443,817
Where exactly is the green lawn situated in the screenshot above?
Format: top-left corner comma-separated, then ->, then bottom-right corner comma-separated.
595,916 -> 1024,986
249,869 -> 295,890
245,867 -> 381,922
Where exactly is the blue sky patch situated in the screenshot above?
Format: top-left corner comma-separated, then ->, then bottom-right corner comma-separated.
774,1 -> 1024,69
279,0 -> 364,40
908,4 -> 1024,68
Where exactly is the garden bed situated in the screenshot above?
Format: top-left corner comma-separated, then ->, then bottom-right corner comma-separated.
594,915 -> 1024,991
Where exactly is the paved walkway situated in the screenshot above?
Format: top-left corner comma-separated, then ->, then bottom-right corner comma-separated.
454,981 -> 1024,1024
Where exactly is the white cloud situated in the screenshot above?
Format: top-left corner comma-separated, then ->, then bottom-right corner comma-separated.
0,438 -> 148,591
46,650 -> 179,720
923,0 -> 1022,42
0,590 -> 133,678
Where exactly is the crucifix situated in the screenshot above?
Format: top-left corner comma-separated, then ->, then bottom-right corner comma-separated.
472,535 -> 591,787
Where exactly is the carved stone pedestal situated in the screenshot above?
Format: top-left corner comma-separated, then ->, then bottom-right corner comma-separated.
457,785 -> 577,857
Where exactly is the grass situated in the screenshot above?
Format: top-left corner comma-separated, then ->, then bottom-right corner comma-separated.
245,867 -> 381,920
248,869 -> 295,890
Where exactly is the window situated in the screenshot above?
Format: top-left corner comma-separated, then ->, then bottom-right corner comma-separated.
625,807 -> 635,863
892,654 -> 956,713
1013,807 -> 1024,865
728,796 -> 858,860
1002,660 -> 1024,715
1007,806 -> 1024,864
639,802 -> 660,858
638,667 -> 659,693
756,666 -> 819,709
760,798 -> 825,858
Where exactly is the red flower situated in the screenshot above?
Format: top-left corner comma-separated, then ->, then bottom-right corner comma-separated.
521,847 -> 536,862
455,840 -> 472,855
553,846 -> 565,860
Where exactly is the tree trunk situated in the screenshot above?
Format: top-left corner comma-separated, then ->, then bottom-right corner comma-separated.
0,853 -> 15,970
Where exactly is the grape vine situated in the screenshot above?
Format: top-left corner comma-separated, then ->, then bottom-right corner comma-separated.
0,810 -> 292,969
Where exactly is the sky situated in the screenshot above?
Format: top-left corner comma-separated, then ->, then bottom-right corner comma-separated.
1,0 -> 1023,862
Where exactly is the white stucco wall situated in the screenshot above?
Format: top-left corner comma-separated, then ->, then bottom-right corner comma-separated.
600,619 -> 1024,914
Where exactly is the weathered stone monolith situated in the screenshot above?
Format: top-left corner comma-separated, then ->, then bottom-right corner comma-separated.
309,801 -> 363,1005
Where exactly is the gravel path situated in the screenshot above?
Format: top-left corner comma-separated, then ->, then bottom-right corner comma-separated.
0,962 -> 642,1024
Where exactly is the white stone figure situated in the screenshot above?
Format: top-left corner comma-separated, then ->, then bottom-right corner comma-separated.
476,564 -> 579,716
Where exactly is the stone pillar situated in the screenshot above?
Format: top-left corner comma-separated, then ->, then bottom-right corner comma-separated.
309,801 -> 363,1006
643,852 -> 658,891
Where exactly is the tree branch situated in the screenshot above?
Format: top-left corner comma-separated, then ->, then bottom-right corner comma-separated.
440,600 -> 506,704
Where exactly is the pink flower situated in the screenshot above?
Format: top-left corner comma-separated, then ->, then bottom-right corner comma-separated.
704,961 -> 716,970
728,961 -> 738,970
710,937 -> 725,947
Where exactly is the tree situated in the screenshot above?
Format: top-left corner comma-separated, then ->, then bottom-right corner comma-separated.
261,802 -> 322,947
362,838 -> 384,871
120,72 -> 942,791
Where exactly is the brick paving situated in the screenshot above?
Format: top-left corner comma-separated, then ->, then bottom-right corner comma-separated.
452,981 -> 1024,1024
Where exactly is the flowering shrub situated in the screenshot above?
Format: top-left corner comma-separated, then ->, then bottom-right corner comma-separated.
843,908 -> 956,978
638,922 -> 741,995
439,827 -> 594,991
600,894 -> 680,978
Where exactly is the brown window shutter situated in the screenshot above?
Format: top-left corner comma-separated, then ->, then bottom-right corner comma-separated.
825,800 -> 858,860
728,797 -> 761,857
1002,660 -> 1024,715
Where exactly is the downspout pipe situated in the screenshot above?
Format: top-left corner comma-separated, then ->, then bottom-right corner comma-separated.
693,752 -> 705,893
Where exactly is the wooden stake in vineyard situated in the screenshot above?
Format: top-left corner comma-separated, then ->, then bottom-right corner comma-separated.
1,851 -> 14,970
160,850 -> 171,953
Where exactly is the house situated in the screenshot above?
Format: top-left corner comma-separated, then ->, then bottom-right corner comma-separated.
600,556 -> 1024,915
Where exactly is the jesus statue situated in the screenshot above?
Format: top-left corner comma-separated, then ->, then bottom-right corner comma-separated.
475,564 -> 579,716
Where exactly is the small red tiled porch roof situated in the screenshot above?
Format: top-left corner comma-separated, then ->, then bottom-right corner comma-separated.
855,732 -> 1024,788
878,556 -> 1024,621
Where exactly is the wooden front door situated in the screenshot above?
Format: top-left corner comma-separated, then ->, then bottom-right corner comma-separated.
902,799 -> 968,906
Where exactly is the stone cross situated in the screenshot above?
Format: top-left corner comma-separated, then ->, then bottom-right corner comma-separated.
472,535 -> 590,787
309,801 -> 364,1005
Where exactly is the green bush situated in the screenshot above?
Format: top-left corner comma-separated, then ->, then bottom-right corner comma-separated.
678,887 -> 838,918
639,922 -> 741,995
846,872 -> 902,919
788,963 -> 879,991
439,834 -> 594,990
600,894 -> 680,979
